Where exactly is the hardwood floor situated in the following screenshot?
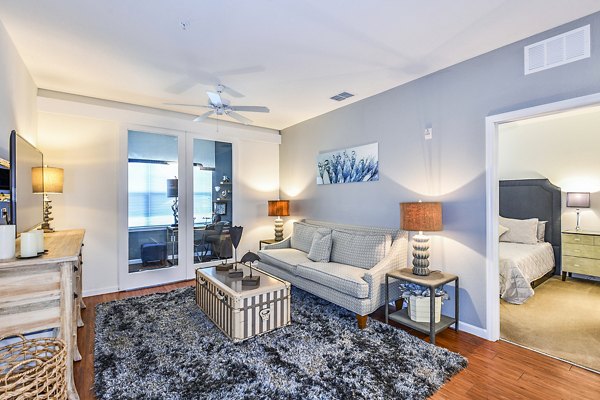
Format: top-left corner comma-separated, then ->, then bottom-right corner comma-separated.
75,281 -> 599,400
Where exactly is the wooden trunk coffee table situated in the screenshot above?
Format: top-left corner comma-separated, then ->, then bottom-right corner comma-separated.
195,265 -> 291,342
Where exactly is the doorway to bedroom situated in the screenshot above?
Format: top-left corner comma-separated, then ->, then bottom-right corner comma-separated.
488,96 -> 600,373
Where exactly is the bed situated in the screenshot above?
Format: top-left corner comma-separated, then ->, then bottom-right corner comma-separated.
499,179 -> 561,304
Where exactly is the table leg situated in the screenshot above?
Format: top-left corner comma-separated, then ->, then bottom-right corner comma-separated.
430,287 -> 435,344
385,275 -> 389,324
455,278 -> 459,332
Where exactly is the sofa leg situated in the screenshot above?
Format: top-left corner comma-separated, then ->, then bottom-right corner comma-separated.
356,314 -> 368,329
395,299 -> 404,310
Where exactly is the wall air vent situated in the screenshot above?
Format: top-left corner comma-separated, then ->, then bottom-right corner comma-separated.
524,25 -> 590,75
330,92 -> 354,101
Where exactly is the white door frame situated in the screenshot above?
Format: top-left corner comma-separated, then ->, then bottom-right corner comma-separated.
184,133 -> 237,279
117,125 -> 189,290
485,92 -> 600,341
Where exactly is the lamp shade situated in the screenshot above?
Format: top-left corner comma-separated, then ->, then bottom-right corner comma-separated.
401,202 -> 443,231
166,178 -> 178,198
268,200 -> 290,217
566,192 -> 590,208
32,166 -> 64,194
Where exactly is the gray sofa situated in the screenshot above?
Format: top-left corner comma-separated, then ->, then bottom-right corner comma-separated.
258,219 -> 408,328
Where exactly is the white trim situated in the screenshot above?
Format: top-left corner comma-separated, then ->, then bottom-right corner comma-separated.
83,286 -> 120,298
458,321 -> 488,339
485,92 -> 600,342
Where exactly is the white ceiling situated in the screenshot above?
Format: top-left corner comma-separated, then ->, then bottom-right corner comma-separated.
1,1 -> 599,130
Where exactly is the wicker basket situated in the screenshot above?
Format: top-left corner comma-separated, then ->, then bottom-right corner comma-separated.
0,335 -> 67,400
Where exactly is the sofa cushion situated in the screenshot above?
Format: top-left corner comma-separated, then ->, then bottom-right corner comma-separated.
296,262 -> 369,299
257,248 -> 310,274
290,222 -> 319,253
307,228 -> 332,262
330,230 -> 391,270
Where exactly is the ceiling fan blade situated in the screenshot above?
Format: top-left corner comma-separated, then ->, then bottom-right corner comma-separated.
206,91 -> 222,106
164,102 -> 212,108
193,110 -> 215,122
226,111 -> 252,125
166,77 -> 198,94
229,106 -> 270,113
221,85 -> 244,98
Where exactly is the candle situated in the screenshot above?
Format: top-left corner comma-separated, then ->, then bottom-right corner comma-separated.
0,225 -> 16,260
33,229 -> 45,253
20,232 -> 38,258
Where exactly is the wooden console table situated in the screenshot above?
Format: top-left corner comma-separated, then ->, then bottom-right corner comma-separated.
0,229 -> 85,400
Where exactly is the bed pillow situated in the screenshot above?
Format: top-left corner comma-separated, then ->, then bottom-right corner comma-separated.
537,221 -> 547,242
499,225 -> 509,239
499,216 -> 539,245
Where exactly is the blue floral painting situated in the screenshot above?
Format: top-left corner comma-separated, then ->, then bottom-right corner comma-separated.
316,143 -> 379,185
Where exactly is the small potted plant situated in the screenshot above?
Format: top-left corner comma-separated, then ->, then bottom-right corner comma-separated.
399,283 -> 449,323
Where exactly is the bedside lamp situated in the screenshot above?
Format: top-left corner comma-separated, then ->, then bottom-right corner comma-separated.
268,200 -> 290,241
401,201 -> 443,276
32,166 -> 64,232
566,192 -> 590,231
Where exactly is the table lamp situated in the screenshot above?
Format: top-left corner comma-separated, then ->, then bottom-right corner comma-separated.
166,178 -> 178,226
401,201 -> 443,276
32,166 -> 64,232
566,192 -> 590,231
268,200 -> 290,241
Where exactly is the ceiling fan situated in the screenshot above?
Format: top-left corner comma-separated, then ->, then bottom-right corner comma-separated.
165,84 -> 269,125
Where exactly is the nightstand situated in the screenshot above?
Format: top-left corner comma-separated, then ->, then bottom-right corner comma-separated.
259,239 -> 278,250
385,268 -> 459,345
562,230 -> 600,280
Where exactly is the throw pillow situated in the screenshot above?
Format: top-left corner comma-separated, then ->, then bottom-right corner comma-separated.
307,229 -> 332,262
537,221 -> 548,242
290,222 -> 319,253
330,230 -> 391,269
499,216 -> 539,244
499,224 -> 509,239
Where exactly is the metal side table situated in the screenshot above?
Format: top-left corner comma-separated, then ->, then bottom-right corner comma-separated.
385,268 -> 459,345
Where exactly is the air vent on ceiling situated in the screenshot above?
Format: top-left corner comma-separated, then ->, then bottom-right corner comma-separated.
524,25 -> 590,75
330,92 -> 354,101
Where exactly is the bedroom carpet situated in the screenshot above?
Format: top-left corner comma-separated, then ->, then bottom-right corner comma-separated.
94,287 -> 467,400
500,276 -> 600,372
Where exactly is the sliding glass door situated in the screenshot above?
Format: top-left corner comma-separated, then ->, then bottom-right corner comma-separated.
119,129 -> 234,290
189,137 -> 233,267
120,129 -> 187,290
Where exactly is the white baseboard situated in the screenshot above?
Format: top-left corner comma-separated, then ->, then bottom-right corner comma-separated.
83,286 -> 119,298
458,321 -> 489,340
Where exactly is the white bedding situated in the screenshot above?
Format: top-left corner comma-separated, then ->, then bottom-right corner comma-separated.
499,242 -> 555,304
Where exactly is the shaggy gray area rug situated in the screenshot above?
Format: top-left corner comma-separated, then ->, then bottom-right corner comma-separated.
95,287 -> 466,399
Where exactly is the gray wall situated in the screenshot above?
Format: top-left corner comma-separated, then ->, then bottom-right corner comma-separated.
280,12 -> 600,331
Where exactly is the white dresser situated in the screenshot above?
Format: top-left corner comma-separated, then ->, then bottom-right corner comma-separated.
561,230 -> 600,280
0,229 -> 85,400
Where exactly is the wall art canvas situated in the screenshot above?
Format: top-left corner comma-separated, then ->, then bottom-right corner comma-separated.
317,142 -> 379,185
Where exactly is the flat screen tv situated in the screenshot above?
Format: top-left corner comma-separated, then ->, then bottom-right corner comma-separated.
9,130 -> 44,234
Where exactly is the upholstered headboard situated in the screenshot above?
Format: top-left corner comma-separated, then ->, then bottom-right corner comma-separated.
499,179 -> 561,274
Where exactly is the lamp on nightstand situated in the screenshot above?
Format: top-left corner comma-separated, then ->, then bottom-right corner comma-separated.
567,192 -> 590,231
268,200 -> 290,241
401,201 -> 443,276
